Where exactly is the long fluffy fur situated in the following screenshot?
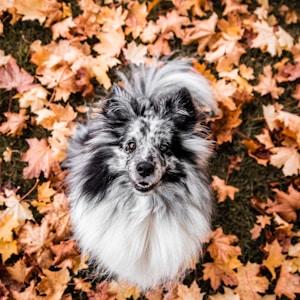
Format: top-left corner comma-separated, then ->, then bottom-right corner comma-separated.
66,60 -> 217,290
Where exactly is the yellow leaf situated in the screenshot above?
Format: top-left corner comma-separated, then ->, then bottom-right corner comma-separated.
211,176 -> 239,203
0,239 -> 18,262
263,240 -> 286,279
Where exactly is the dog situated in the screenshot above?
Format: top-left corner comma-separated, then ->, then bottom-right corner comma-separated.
66,59 -> 217,290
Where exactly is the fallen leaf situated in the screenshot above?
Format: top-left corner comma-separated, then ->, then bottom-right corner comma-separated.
176,281 -> 205,299
0,239 -> 18,262
87,281 -> 117,300
267,185 -> 300,222
18,219 -> 54,256
108,280 -> 140,300
207,228 -> 241,263
270,146 -> 300,177
208,287 -> 240,300
156,10 -> 189,40
234,263 -> 269,300
263,240 -> 286,279
21,138 -> 56,179
211,176 -> 239,203
0,56 -> 36,93
275,260 -> 300,300
0,109 -> 29,137
6,258 -> 34,283
242,139 -> 270,166
123,41 -> 148,65
203,258 -> 241,291
37,268 -> 70,299
125,0 -> 148,39
251,21 -> 294,56
211,105 -> 243,144
253,65 -> 284,99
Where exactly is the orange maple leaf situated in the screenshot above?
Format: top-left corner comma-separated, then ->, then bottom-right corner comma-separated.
18,219 -> 54,256
203,257 -> 241,291
37,268 -> 70,299
125,0 -> 148,39
267,185 -> 300,222
0,57 -> 35,93
234,263 -> 269,300
211,105 -> 242,144
6,258 -> 34,283
21,138 -> 56,179
263,240 -> 286,279
275,260 -> 300,300
207,228 -> 241,263
156,10 -> 189,40
176,281 -> 205,299
0,109 -> 29,137
211,176 -> 239,203
254,65 -> 284,99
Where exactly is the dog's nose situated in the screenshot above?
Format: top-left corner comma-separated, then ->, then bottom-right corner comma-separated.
136,162 -> 154,177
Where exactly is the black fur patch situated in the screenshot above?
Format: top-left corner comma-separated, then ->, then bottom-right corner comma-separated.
82,148 -> 121,201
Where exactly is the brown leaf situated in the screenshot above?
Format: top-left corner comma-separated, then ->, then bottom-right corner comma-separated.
87,281 -> 117,300
50,239 -> 79,265
254,65 -> 284,99
0,57 -> 35,93
267,185 -> 300,222
176,281 -> 205,299
18,220 -> 54,256
156,10 -> 189,40
211,105 -> 242,144
275,260 -> 300,300
21,138 -> 56,179
37,268 -> 70,299
6,258 -> 34,283
0,109 -> 29,137
263,240 -> 286,279
242,139 -> 270,166
234,262 -> 269,300
207,228 -> 241,263
211,176 -> 239,203
203,258 -> 240,291
0,239 -> 18,262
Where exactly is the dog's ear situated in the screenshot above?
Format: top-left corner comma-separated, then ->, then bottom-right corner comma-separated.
103,84 -> 134,121
169,87 -> 197,130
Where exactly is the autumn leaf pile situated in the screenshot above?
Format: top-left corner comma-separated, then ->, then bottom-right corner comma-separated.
0,0 -> 300,299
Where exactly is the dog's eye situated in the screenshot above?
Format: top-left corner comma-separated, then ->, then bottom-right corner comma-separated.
125,141 -> 136,152
159,143 -> 169,153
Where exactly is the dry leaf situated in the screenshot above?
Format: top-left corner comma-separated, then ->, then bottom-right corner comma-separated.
270,146 -> 300,176
21,138 -> 56,179
234,263 -> 269,300
254,65 -> 284,99
0,56 -> 36,93
211,176 -> 239,203
207,228 -> 241,263
123,41 -> 148,65
176,281 -> 205,299
203,258 -> 241,291
208,287 -> 240,300
37,268 -> 70,299
6,258 -> 34,283
274,260 -> 300,300
267,185 -> 300,222
263,240 -> 286,279
0,109 -> 29,137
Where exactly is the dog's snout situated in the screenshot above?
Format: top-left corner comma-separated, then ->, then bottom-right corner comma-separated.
136,162 -> 154,177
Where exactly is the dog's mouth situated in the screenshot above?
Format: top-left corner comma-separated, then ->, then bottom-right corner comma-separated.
134,181 -> 155,193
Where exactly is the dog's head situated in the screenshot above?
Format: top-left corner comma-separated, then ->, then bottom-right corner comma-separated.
102,84 -> 202,194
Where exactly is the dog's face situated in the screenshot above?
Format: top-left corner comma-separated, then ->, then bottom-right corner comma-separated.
103,85 -> 198,194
